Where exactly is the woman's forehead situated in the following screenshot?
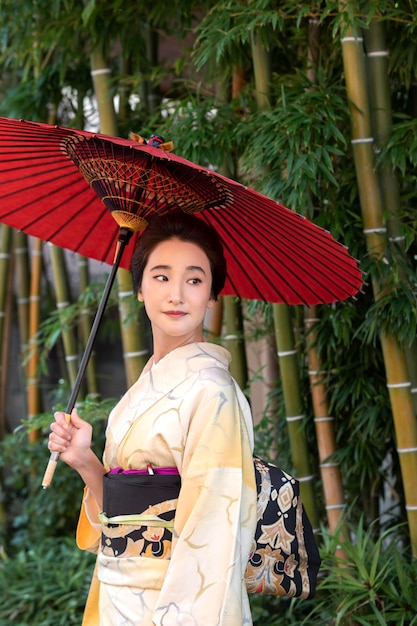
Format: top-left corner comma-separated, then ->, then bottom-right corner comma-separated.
147,238 -> 211,267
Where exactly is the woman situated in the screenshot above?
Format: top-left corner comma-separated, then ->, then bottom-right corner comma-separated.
48,212 -> 257,626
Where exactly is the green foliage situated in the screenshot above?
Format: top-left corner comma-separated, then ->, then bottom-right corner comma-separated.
0,397 -> 111,548
0,0 -> 91,121
0,538 -> 94,626
304,521 -> 417,625
251,520 -> 417,626
358,265 -> 417,348
379,117 -> 417,177
148,93 -> 246,172
0,400 -> 110,625
1,0 -> 417,623
28,279 -> 141,377
236,71 -> 352,221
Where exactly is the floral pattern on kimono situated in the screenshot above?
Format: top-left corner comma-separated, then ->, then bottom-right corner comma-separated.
76,342 -> 257,626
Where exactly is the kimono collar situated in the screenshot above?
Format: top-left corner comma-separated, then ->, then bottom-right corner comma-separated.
145,342 -> 232,377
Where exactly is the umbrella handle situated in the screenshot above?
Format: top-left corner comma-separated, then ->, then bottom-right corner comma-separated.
41,227 -> 133,489
41,413 -> 71,488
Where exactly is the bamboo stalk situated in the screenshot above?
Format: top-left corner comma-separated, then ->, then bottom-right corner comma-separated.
0,225 -> 12,553
250,29 -> 271,110
204,298 -> 223,341
13,231 -> 30,366
305,307 -> 348,550
250,30 -> 319,525
91,47 -> 150,386
223,297 -> 248,391
27,238 -> 43,441
117,270 -> 149,387
90,49 -> 118,134
216,75 -> 249,392
143,26 -> 161,115
118,54 -> 130,125
273,304 -> 320,528
364,19 -> 417,416
303,11 -> 349,546
1,244 -> 14,432
48,244 -> 80,389
78,255 -> 99,397
339,5 -> 417,555
0,225 -> 13,440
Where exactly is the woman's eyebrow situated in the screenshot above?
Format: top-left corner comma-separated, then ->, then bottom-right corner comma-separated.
149,264 -> 170,272
186,265 -> 206,274
150,264 -> 206,274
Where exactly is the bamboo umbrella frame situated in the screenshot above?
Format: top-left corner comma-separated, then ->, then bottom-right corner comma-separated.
339,4 -> 417,555
90,48 -> 150,387
251,29 -> 319,526
48,244 -> 81,390
0,225 -> 12,440
364,19 -> 417,416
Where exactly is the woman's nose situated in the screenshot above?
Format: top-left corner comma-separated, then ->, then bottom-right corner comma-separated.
168,282 -> 184,304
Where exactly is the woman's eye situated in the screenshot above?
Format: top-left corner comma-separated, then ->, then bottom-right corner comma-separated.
154,274 -> 168,282
188,278 -> 202,285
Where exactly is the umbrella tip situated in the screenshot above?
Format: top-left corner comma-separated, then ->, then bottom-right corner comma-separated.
130,131 -> 174,153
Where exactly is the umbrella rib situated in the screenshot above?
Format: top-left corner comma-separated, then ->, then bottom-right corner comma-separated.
225,195 -> 360,289
0,116 -> 362,304
202,210 -> 291,302
210,206 -> 357,302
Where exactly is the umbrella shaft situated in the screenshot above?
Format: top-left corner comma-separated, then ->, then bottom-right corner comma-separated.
42,227 -> 134,488
64,237 -> 127,412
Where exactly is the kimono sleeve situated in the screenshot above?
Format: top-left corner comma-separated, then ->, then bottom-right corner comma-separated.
152,371 -> 257,626
76,486 -> 101,553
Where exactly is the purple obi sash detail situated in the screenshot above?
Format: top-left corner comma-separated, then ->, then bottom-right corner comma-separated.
108,466 -> 179,476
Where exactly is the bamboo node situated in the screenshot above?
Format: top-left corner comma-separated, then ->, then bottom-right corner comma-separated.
286,414 -> 305,422
351,137 -> 373,144
277,349 -> 297,357
386,381 -> 411,388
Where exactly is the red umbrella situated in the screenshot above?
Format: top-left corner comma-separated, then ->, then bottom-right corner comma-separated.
0,116 -> 363,486
0,116 -> 362,304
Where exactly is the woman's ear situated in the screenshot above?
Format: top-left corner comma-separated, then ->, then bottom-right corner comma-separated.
207,297 -> 215,309
138,290 -> 144,302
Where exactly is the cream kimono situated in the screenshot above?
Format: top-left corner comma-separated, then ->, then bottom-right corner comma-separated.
77,342 -> 257,626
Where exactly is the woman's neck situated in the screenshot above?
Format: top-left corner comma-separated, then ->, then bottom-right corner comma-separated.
152,333 -> 203,364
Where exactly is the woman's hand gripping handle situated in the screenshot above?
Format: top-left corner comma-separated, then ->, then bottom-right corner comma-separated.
42,409 -> 93,488
42,412 -> 71,488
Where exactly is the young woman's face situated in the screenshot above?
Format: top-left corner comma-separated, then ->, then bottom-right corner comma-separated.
138,238 -> 215,349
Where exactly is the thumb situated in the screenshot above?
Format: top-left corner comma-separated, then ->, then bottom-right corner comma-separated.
69,407 -> 87,428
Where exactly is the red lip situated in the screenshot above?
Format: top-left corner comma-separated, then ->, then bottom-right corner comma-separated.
164,310 -> 186,317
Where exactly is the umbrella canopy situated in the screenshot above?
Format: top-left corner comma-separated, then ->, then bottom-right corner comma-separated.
0,116 -> 362,305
